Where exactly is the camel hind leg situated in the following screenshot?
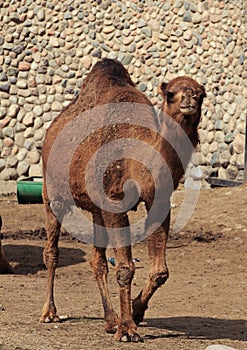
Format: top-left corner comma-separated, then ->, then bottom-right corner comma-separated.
40,198 -> 66,323
91,211 -> 119,333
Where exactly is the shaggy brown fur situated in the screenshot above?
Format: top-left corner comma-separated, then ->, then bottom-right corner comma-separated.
40,58 -> 206,342
0,216 -> 13,274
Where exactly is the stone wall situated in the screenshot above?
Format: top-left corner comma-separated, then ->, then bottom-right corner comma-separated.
0,0 -> 246,185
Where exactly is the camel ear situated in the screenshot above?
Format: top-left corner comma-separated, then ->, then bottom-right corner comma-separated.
158,82 -> 168,97
165,91 -> 175,103
198,85 -> 207,98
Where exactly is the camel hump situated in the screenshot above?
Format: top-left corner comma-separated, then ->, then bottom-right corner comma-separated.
90,58 -> 135,87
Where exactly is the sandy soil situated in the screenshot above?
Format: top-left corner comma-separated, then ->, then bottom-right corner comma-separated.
0,184 -> 246,350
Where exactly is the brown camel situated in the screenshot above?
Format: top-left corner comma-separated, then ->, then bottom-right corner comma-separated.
40,58 -> 206,342
0,215 -> 13,274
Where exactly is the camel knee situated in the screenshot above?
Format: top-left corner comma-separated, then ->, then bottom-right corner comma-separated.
150,270 -> 169,288
116,266 -> 134,288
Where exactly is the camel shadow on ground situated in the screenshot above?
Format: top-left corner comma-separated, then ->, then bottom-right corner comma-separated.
57,315 -> 246,343
3,244 -> 86,275
143,316 -> 247,342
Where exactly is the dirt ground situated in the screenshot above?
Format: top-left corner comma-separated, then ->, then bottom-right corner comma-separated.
0,184 -> 246,350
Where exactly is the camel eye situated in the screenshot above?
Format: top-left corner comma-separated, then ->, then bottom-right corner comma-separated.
192,94 -> 197,99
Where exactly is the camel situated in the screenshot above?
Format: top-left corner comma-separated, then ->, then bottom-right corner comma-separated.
40,58 -> 206,342
0,215 -> 13,274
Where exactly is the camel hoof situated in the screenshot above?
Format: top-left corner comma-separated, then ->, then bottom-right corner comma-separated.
120,332 -> 143,343
40,315 -> 61,323
44,316 -> 53,323
131,333 -> 143,343
105,327 -> 117,334
105,312 -> 119,334
120,334 -> 131,342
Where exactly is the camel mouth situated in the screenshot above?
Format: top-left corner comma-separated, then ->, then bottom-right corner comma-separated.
180,106 -> 197,115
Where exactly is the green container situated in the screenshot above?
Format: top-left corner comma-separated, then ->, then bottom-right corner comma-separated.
17,177 -> 43,204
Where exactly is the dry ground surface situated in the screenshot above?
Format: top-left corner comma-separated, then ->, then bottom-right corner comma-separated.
0,184 -> 246,350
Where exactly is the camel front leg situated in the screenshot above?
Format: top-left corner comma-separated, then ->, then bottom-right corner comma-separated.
132,207 -> 170,325
40,203 -> 64,323
91,212 -> 119,333
0,241 -> 13,274
0,217 -> 13,274
102,211 -> 142,342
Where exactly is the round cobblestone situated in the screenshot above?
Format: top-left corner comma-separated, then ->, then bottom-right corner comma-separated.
0,0 -> 245,183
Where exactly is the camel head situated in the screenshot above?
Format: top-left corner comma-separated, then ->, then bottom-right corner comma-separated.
159,76 -> 206,134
